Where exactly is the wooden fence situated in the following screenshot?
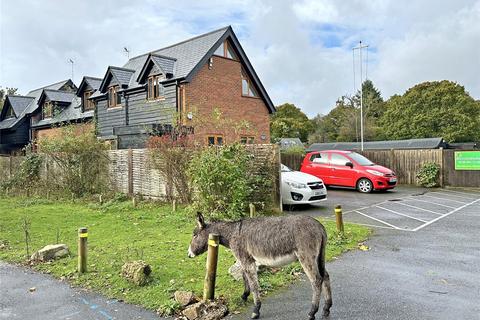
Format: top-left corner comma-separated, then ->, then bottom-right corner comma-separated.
359,149 -> 444,185
280,149 -> 479,187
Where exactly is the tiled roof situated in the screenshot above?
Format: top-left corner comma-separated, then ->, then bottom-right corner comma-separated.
123,26 -> 228,87
84,77 -> 102,91
4,95 -> 35,117
43,89 -> 76,103
151,54 -> 176,75
31,96 -> 93,128
0,79 -> 71,130
110,67 -> 135,86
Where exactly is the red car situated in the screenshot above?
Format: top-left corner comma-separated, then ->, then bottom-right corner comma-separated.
300,150 -> 397,193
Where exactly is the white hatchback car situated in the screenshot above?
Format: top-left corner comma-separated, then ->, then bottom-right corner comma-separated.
281,164 -> 327,205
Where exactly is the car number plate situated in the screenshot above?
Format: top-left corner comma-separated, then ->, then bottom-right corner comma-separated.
314,191 -> 322,196
389,178 -> 397,182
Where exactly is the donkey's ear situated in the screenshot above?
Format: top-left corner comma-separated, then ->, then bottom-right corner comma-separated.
196,212 -> 206,229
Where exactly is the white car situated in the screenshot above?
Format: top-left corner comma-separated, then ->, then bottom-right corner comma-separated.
281,164 -> 328,205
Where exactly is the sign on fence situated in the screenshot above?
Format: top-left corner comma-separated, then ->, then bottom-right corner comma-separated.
454,151 -> 480,170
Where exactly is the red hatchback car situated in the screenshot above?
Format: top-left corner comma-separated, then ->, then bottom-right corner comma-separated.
300,150 -> 397,193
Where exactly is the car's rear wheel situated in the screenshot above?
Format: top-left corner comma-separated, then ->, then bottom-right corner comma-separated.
357,178 -> 373,193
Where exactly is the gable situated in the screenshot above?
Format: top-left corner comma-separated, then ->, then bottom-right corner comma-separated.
187,29 -> 275,113
99,67 -> 135,93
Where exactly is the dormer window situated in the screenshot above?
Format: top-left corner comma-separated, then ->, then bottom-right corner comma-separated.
241,68 -> 259,98
5,106 -> 15,119
108,85 -> 121,108
83,90 -> 95,111
42,101 -> 53,119
147,75 -> 165,100
214,40 -> 238,60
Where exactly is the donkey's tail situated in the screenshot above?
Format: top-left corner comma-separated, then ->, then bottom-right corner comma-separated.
317,232 -> 327,278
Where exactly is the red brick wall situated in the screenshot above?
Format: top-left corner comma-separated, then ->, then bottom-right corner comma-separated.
33,123 -> 93,142
184,55 -> 271,145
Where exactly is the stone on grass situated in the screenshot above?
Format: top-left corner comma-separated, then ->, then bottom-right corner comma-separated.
182,300 -> 228,320
30,244 -> 69,262
121,260 -> 152,286
228,261 -> 243,281
174,291 -> 196,307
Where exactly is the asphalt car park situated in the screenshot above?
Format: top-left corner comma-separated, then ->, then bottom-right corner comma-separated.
232,186 -> 480,320
287,186 -> 480,232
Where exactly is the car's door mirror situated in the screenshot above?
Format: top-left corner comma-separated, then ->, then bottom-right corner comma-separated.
345,161 -> 354,168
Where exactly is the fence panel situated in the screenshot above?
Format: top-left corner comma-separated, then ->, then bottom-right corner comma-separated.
280,153 -> 304,171
443,149 -> 480,187
361,149 -> 443,185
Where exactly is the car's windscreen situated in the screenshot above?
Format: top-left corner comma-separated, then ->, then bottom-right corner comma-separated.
348,152 -> 374,166
281,165 -> 292,172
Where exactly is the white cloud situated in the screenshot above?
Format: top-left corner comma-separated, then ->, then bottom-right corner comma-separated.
1,0 -> 479,117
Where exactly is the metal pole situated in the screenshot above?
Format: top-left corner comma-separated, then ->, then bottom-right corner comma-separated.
78,227 -> 88,273
203,233 -> 220,301
359,41 -> 364,151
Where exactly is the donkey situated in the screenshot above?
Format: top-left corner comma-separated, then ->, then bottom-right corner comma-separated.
188,213 -> 332,320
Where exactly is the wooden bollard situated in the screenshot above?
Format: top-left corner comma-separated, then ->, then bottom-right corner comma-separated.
132,196 -> 137,207
249,203 -> 256,218
335,205 -> 344,234
78,227 -> 88,273
203,233 -> 220,301
172,199 -> 177,212
99,194 -> 103,205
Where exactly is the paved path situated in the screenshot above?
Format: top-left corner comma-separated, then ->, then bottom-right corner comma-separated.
0,262 -> 160,320
231,188 -> 480,320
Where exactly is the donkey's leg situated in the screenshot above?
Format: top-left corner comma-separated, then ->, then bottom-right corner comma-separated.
243,262 -> 262,319
297,253 -> 323,320
321,271 -> 332,317
241,271 -> 251,301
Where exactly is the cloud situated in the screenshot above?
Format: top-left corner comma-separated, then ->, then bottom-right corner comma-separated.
1,0 -> 479,117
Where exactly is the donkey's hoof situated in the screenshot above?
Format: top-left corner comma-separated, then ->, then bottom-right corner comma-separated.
251,312 -> 260,319
241,293 -> 249,302
322,310 -> 330,318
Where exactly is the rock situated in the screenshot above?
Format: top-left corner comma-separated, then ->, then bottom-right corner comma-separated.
228,261 -> 243,281
228,261 -> 264,281
174,291 -> 196,307
30,244 -> 69,262
182,300 -> 228,320
121,261 -> 152,286
182,302 -> 203,320
29,287 -> 36,292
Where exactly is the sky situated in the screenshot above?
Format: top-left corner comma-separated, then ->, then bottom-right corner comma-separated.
1,0 -> 479,117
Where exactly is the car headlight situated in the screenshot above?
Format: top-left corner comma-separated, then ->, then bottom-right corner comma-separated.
285,181 -> 307,189
366,169 -> 384,176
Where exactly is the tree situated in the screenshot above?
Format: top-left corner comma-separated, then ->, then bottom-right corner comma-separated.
309,80 -> 386,143
379,81 -> 480,142
0,87 -> 19,112
270,103 -> 314,142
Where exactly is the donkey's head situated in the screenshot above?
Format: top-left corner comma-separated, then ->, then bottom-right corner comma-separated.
188,212 -> 210,258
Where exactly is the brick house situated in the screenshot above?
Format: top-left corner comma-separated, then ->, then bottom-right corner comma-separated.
91,26 -> 275,148
0,79 -> 93,155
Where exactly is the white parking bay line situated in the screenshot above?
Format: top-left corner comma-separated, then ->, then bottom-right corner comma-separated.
375,205 -> 428,223
406,197 -> 456,209
412,198 -> 480,232
422,194 -> 469,204
354,210 -> 405,230
441,189 -> 480,197
394,202 -> 443,216
429,191 -> 476,200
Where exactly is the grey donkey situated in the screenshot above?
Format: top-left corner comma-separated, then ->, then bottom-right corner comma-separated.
188,213 -> 332,319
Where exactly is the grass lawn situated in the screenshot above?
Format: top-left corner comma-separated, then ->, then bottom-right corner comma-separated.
0,196 -> 370,315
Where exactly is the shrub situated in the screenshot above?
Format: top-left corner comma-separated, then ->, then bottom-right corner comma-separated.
1,147 -> 42,194
416,162 -> 440,188
189,144 -> 254,220
38,124 -> 110,196
147,134 -> 196,204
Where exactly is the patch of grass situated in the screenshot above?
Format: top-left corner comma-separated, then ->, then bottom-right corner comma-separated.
0,196 -> 370,314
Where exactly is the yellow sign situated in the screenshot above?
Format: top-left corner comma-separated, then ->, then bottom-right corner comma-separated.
79,233 -> 88,238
